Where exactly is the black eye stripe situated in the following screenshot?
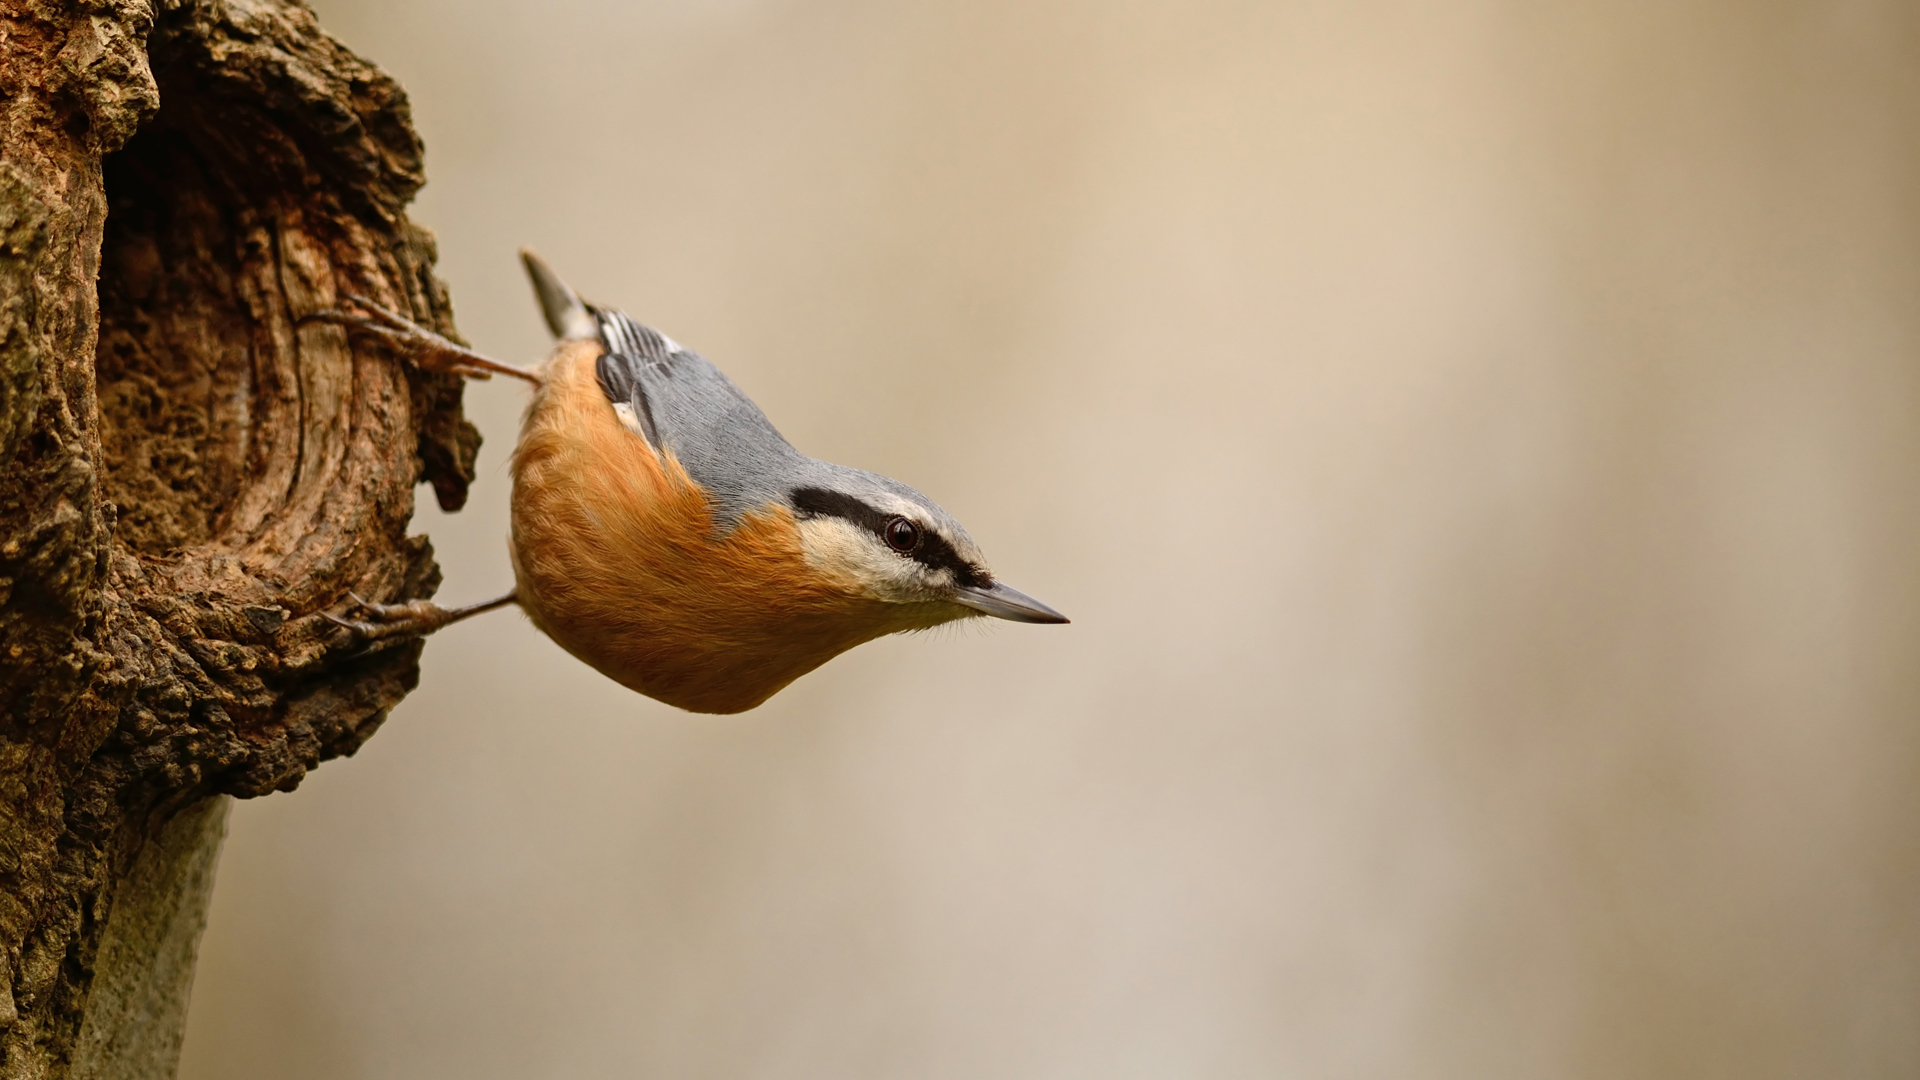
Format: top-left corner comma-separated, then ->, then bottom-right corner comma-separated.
790,487 -> 987,588
789,487 -> 887,531
915,533 -> 986,587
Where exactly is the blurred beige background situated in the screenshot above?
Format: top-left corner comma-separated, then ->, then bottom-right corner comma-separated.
177,0 -> 1920,1077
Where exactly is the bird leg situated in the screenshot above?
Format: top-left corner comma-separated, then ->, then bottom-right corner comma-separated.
324,590 -> 520,640
304,294 -> 543,385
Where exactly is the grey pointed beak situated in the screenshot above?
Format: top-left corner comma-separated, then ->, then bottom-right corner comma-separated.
951,581 -> 1069,624
520,249 -> 598,341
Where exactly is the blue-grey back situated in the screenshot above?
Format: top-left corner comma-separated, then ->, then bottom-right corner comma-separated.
593,308 -> 948,532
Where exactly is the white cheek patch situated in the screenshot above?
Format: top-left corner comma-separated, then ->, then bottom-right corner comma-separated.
795,517 -> 944,602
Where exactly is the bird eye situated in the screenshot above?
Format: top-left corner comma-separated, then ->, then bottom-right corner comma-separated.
884,517 -> 921,553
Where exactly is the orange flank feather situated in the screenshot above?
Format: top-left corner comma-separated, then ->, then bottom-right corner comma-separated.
510,343 -> 953,713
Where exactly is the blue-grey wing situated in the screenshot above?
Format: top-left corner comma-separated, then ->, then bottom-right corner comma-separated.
591,307 -> 806,522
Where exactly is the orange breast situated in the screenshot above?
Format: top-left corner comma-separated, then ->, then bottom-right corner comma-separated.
508,343 -> 912,713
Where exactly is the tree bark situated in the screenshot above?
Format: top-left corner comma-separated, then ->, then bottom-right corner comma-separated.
67,796 -> 227,1080
0,0 -> 478,1075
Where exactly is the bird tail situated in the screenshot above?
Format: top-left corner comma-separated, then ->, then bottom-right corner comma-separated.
520,249 -> 598,341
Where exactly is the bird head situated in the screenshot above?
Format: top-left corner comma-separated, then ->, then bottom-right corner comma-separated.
786,474 -> 1067,625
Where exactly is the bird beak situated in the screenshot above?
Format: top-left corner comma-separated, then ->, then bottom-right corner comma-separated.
520,249 -> 598,342
951,581 -> 1070,624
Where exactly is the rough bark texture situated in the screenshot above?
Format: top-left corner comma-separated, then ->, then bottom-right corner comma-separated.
0,0 -> 477,1075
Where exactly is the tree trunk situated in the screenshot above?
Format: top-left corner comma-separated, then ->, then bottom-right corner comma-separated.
0,0 -> 478,1075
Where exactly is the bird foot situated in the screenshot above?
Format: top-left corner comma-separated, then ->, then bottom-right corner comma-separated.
323,590 -> 519,642
303,294 -> 542,385
323,593 -> 459,640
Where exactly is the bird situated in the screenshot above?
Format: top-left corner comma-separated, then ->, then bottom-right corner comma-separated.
314,252 -> 1067,714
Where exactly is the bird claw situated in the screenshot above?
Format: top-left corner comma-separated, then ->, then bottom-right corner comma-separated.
323,592 -> 455,641
302,295 -> 540,384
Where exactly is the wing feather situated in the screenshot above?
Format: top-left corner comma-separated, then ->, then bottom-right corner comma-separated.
587,307 -> 806,521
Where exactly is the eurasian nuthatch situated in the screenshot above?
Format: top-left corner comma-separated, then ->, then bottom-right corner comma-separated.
320,253 -> 1066,713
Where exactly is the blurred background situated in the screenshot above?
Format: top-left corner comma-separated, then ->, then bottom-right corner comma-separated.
177,0 -> 1920,1077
